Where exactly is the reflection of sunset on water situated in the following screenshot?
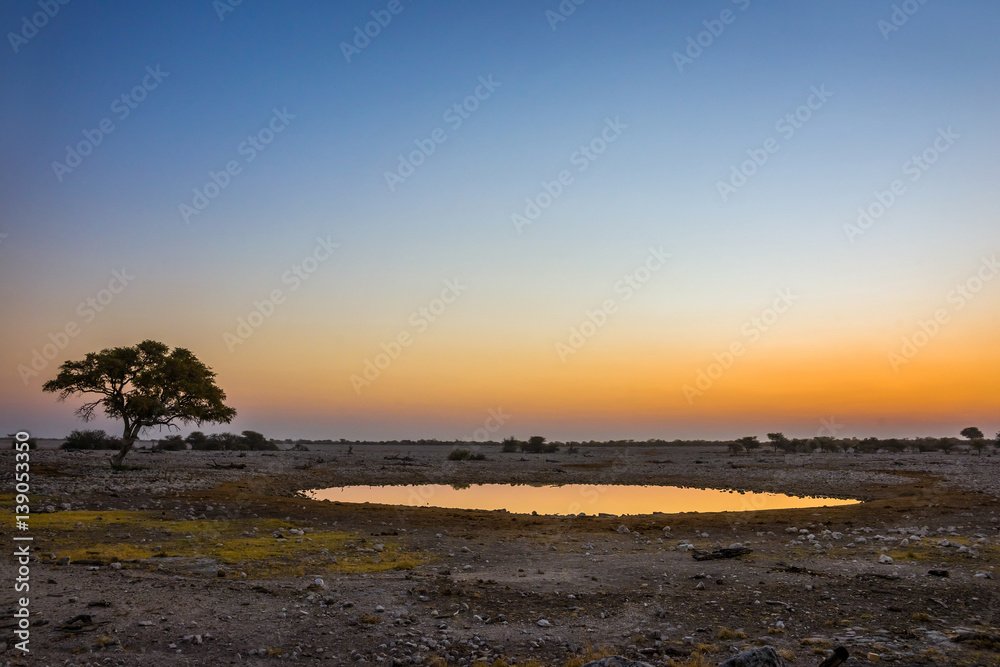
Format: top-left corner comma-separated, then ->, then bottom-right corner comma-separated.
306,484 -> 857,515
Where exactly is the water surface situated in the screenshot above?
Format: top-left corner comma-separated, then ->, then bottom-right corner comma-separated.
306,484 -> 857,515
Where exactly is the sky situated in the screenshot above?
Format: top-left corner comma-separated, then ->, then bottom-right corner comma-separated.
2,1 -> 998,442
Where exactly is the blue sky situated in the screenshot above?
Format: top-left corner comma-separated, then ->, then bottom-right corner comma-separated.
2,1 -> 999,440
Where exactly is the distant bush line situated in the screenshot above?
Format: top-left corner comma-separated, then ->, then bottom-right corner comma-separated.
60,430 -> 278,452
52,430 -> 996,455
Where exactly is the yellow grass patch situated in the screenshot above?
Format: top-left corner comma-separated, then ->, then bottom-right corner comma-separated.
36,510 -> 428,577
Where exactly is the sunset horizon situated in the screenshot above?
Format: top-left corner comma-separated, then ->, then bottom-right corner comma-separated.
3,1 -> 998,443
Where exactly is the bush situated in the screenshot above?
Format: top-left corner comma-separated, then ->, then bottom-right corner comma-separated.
470,452 -> 487,461
501,437 -> 519,453
61,429 -> 121,450
8,433 -> 37,450
520,436 -> 558,454
241,430 -> 279,451
448,449 -> 471,461
154,435 -> 187,451
188,431 -> 279,451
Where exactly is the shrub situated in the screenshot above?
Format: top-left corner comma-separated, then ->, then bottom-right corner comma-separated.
448,449 -> 471,461
520,436 -> 558,454
61,429 -> 121,450
241,430 -> 279,451
8,433 -> 37,450
501,437 -> 519,453
470,452 -> 487,461
153,435 -> 187,451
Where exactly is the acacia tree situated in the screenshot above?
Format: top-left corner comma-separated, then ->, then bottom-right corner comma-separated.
43,340 -> 236,468
961,426 -> 985,456
766,432 -> 789,453
737,435 -> 760,452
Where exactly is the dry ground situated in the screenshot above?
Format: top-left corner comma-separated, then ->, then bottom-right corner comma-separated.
2,444 -> 998,666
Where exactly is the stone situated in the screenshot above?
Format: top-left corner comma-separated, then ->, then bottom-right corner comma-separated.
718,646 -> 788,667
537,618 -> 552,627
878,554 -> 893,564
581,657 -> 655,667
617,525 -> 630,534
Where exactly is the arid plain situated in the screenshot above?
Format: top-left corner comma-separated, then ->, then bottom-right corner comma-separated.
4,443 -> 998,666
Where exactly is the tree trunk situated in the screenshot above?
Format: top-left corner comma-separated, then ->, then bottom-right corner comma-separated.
111,424 -> 138,469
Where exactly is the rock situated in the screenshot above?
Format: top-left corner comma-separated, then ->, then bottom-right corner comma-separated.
878,554 -> 893,564
928,569 -> 949,577
57,557 -> 70,566
975,571 -> 992,579
617,525 -> 630,534
867,652 -> 880,662
581,657 -> 655,667
695,582 -> 705,590
718,646 -> 788,667
537,618 -> 552,627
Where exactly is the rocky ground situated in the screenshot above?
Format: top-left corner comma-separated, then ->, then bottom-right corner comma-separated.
2,444 -> 998,666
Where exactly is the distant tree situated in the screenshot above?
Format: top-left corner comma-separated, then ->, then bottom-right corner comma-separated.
727,441 -> 744,456
815,436 -> 840,453
501,436 -> 519,453
766,432 -> 788,453
240,430 -> 278,451
737,436 -> 760,452
154,434 -> 187,451
961,426 -> 984,441
522,435 -> 553,454
61,429 -> 121,450
208,432 -> 243,450
42,340 -> 236,468
961,427 -> 986,456
8,433 -> 37,450
185,431 -> 208,449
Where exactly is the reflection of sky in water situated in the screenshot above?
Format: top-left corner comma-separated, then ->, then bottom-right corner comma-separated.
306,484 -> 857,515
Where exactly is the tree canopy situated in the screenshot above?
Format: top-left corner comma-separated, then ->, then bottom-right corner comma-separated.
960,426 -> 984,440
43,340 -> 236,467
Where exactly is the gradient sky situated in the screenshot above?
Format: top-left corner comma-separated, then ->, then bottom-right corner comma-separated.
2,1 -> 998,441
